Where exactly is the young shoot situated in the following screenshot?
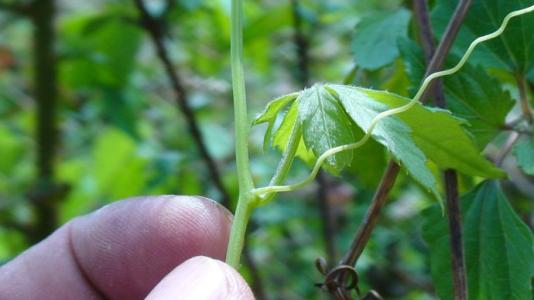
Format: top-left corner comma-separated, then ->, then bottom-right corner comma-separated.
226,1 -> 534,268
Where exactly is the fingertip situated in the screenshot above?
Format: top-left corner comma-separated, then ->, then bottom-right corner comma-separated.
146,256 -> 254,300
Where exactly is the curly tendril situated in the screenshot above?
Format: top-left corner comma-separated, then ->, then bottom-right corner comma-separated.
252,4 -> 534,201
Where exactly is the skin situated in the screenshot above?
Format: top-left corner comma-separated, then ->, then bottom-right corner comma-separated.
0,195 -> 254,300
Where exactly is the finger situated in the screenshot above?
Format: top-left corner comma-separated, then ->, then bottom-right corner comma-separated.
0,196 -> 233,300
146,256 -> 254,300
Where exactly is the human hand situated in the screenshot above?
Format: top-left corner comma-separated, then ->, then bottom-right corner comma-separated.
0,196 -> 254,300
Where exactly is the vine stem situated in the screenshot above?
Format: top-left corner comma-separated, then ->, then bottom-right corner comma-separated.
226,0 -> 256,268
227,1 -> 534,270
251,4 -> 534,199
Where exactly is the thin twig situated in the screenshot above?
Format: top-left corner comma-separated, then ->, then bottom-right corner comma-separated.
133,2 -> 267,299
419,0 -> 472,101
316,172 -> 337,266
516,74 -> 533,123
329,0 -> 472,297
0,1 -> 31,16
501,124 -> 533,136
291,0 -> 337,267
442,171 -> 468,300
412,0 -> 435,63
339,161 -> 400,266
496,131 -> 521,166
133,0 -> 231,208
291,0 -> 310,86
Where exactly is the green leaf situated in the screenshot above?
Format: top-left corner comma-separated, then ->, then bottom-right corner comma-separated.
351,8 -> 411,70
272,101 -> 315,165
399,39 -> 514,148
432,0 -> 534,73
298,85 -> 354,171
348,86 -> 505,178
92,128 -> 147,200
60,14 -> 142,89
423,180 -> 534,300
0,125 -> 24,174
254,93 -> 299,151
253,93 -> 299,125
327,84 -> 439,198
512,135 -> 534,175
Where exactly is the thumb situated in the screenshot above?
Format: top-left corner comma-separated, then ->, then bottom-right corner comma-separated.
146,256 -> 255,300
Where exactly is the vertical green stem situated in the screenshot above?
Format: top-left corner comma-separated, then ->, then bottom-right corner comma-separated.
230,0 -> 253,192
226,0 -> 255,268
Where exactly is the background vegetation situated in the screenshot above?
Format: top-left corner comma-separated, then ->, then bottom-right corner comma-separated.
0,0 -> 532,299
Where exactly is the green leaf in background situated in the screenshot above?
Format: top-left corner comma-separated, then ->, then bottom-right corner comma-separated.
244,4 -> 291,43
432,0 -> 534,73
298,85 -> 354,171
58,128 -> 150,222
60,14 -> 142,89
327,84 -> 438,197
512,135 -> 534,175
0,125 -> 24,174
399,39 -> 515,148
423,180 -> 534,300
351,8 -> 411,70
92,128 -> 147,200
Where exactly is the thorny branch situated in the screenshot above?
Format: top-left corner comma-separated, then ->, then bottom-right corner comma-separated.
322,0 -> 473,298
132,1 -> 267,299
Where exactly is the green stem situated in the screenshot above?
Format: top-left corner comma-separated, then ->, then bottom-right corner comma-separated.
226,193 -> 254,267
230,0 -> 253,192
260,122 -> 302,204
226,0 -> 255,268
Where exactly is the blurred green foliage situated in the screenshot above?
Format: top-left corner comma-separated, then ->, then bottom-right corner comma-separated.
0,0 -> 532,299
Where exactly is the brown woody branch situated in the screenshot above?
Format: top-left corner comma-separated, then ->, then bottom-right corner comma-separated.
30,0 -> 63,244
415,1 -> 469,299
